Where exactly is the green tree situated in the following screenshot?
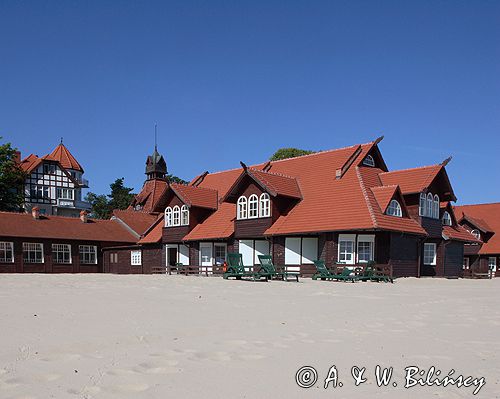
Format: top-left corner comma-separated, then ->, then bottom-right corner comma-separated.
0,138 -> 26,212
84,192 -> 111,219
108,178 -> 135,210
269,148 -> 315,161
167,174 -> 188,185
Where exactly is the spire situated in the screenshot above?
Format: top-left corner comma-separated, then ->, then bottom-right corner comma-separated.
145,124 -> 167,180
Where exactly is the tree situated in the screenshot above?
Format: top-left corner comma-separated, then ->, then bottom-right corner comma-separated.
85,178 -> 135,219
167,174 -> 188,185
269,148 -> 315,161
84,192 -> 111,219
0,138 -> 25,212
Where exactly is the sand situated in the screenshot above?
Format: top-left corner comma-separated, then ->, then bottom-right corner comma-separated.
0,274 -> 498,399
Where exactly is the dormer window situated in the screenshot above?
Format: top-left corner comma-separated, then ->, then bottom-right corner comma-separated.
433,195 -> 440,219
362,155 -> 375,167
419,192 -> 439,219
237,196 -> 247,220
442,211 -> 452,226
248,194 -> 259,218
386,200 -> 402,217
259,193 -> 270,217
181,205 -> 189,226
419,193 -> 426,216
165,207 -> 172,227
172,206 -> 180,226
471,229 -> 481,240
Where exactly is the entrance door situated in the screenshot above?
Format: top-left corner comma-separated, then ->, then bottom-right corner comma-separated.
166,245 -> 178,273
200,243 -> 213,273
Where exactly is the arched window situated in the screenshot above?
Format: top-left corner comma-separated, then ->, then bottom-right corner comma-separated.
181,205 -> 189,226
471,229 -> 481,240
164,207 -> 172,227
259,193 -> 270,217
248,194 -> 258,218
433,194 -> 440,219
237,196 -> 247,220
362,154 -> 375,167
386,200 -> 402,217
419,193 -> 426,216
172,205 -> 180,226
442,211 -> 452,226
426,193 -> 433,218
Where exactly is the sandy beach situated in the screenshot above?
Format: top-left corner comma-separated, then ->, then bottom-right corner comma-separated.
0,274 -> 498,398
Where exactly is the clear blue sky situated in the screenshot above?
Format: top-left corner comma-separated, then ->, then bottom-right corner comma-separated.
1,1 -> 498,204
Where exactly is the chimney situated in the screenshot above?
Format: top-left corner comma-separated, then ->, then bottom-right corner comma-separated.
80,210 -> 88,223
14,151 -> 21,164
32,206 -> 40,220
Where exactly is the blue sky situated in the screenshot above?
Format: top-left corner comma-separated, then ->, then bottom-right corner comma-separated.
1,1 -> 498,204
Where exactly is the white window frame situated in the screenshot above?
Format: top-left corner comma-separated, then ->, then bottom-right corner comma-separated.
52,243 -> 72,264
131,250 -> 142,266
0,242 -> 14,263
248,194 -> 258,219
357,235 -> 375,263
56,188 -> 74,200
23,242 -> 44,264
362,154 -> 375,167
181,205 -> 189,226
79,245 -> 97,264
386,199 -> 402,217
442,211 -> 452,226
471,229 -> 481,240
488,257 -> 497,272
214,243 -> 227,266
172,205 -> 180,226
419,193 -> 426,216
433,194 -> 439,219
165,207 -> 173,227
237,196 -> 247,220
338,234 -> 356,265
426,193 -> 433,218
423,243 -> 436,266
259,193 -> 271,218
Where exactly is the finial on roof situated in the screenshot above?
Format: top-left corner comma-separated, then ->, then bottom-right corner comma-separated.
154,123 -> 158,152
441,156 -> 452,166
374,135 -> 384,144
240,161 -> 247,170
60,137 -> 63,144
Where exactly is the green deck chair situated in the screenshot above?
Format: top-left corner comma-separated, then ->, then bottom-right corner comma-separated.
312,260 -> 337,280
223,253 -> 268,281
257,255 -> 299,282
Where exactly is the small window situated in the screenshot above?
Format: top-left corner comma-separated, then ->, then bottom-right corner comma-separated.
423,243 -> 436,266
164,207 -> 172,227
79,245 -> 97,264
131,250 -> 142,266
433,195 -> 439,219
237,196 -> 247,220
362,154 -> 375,167
488,257 -> 497,272
181,205 -> 189,226
214,243 -> 227,266
419,193 -> 426,216
23,243 -> 44,263
0,242 -> 14,263
52,244 -> 72,264
56,188 -> 74,200
442,211 -> 452,226
386,200 -> 402,217
259,193 -> 270,217
357,235 -> 375,263
248,194 -> 258,218
338,234 -> 356,265
172,206 -> 180,226
463,257 -> 469,270
110,253 -> 118,263
471,229 -> 481,240
426,193 -> 433,218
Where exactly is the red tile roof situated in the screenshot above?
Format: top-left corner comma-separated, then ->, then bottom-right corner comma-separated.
19,154 -> 43,173
379,165 -> 443,194
442,225 -> 481,243
44,143 -> 84,172
183,202 -> 236,241
247,168 -> 302,199
111,209 -> 159,236
138,216 -> 164,244
170,183 -> 218,209
370,185 -> 398,214
130,179 -> 169,213
0,212 -> 137,243
454,203 -> 500,254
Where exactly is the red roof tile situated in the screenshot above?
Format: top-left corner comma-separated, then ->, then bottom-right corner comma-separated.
170,183 -> 218,209
0,212 -> 137,243
379,165 -> 443,194
138,216 -> 164,244
442,225 -> 481,243
130,179 -> 169,213
370,185 -> 398,213
183,202 -> 235,241
247,168 -> 302,199
44,143 -> 84,172
19,154 -> 43,173
111,209 -> 159,236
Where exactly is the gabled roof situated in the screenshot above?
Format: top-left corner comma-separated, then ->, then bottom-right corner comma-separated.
170,183 -> 218,210
454,203 -> 500,254
138,215 -> 164,244
457,213 -> 493,234
370,185 -> 399,213
183,202 -> 235,241
19,154 -> 42,173
379,165 -> 443,195
111,209 -> 159,236
130,179 -> 169,213
0,211 -> 137,243
442,225 -> 481,243
45,143 -> 84,172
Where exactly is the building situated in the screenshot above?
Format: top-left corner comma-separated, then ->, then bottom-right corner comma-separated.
18,142 -> 91,217
454,203 -> 500,277
104,137 -> 478,278
0,208 -> 137,273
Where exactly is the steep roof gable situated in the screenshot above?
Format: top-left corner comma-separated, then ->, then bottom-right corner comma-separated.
45,143 -> 84,172
170,183 -> 218,209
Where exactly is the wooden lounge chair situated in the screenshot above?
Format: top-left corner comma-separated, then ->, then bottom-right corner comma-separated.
257,255 -> 299,282
358,263 -> 393,283
331,266 -> 359,282
223,253 -> 269,281
312,260 -> 357,281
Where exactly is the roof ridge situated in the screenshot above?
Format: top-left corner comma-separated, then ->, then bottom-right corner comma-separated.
455,202 -> 500,207
356,166 -> 378,228
0,210 -> 116,223
380,163 -> 442,175
249,167 -> 297,180
172,182 -> 219,193
370,184 -> 399,190
268,143 -> 368,165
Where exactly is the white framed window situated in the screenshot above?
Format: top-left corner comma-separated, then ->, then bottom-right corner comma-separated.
237,196 -> 247,220
214,243 -> 227,266
172,205 -> 180,226
259,193 -> 271,217
362,154 -> 375,167
110,253 -> 118,263
181,205 -> 189,226
165,207 -> 173,227
386,199 -> 402,217
0,242 -> 14,263
56,188 -> 74,200
52,244 -> 72,264
301,237 -> 318,264
463,257 -> 469,270
79,245 -> 97,264
285,237 -> 301,265
442,211 -> 452,226
419,193 -> 427,216
23,243 -> 44,264
426,193 -> 433,218
471,229 -> 481,240
248,194 -> 258,219
488,257 -> 497,272
338,234 -> 356,265
423,243 -> 436,266
357,235 -> 374,263
131,250 -> 142,266
433,194 -> 440,219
